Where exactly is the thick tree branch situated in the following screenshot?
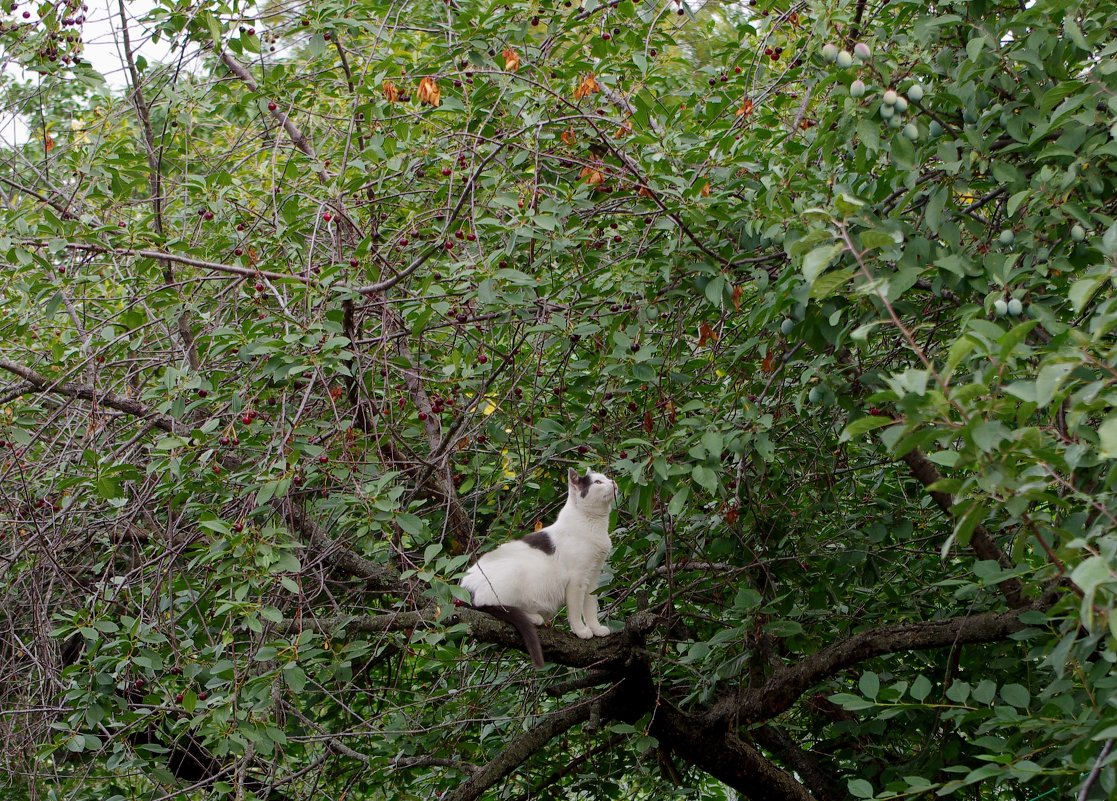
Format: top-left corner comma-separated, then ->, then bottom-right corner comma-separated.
651,705 -> 816,801
282,607 -> 659,673
755,725 -> 843,801
0,360 -> 183,435
277,499 -> 404,593
902,448 -> 1027,608
708,607 -> 1032,726
443,698 -> 597,801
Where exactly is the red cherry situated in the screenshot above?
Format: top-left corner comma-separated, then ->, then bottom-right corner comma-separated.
578,445 -> 589,454
318,454 -> 328,464
323,212 -> 332,222
477,354 -> 488,364
267,101 -> 277,111
444,241 -> 454,250
198,691 -> 208,700
442,167 -> 452,176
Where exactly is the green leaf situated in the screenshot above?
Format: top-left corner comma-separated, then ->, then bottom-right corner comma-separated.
840,415 -> 892,442
1070,556 -> 1113,594
1097,417 -> 1117,459
847,778 -> 875,798
691,465 -> 719,493
801,243 -> 844,284
810,267 -> 855,299
909,675 -> 932,701
859,671 -> 880,700
999,684 -> 1030,709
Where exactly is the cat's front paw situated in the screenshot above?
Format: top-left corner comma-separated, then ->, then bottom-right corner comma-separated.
590,624 -> 612,637
572,626 -> 594,639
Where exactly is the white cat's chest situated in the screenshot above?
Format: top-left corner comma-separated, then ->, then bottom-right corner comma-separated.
552,521 -> 611,571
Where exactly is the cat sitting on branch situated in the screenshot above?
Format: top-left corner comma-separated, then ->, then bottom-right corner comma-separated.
461,468 -> 619,667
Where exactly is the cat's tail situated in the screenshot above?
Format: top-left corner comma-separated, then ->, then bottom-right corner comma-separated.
472,605 -> 544,668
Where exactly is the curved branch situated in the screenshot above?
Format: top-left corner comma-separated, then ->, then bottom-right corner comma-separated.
443,698 -> 597,801
652,704 -> 815,801
277,499 -> 404,593
710,607 -> 1032,726
902,448 -> 1027,608
0,359 -> 183,434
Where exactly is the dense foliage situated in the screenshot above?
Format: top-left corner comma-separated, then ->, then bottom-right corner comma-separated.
2,0 -> 1116,798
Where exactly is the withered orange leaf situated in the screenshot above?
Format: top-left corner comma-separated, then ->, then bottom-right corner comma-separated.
700,182 -> 711,197
44,135 -> 54,153
637,184 -> 654,199
735,98 -> 754,117
614,120 -> 632,138
579,166 -> 604,186
382,80 -> 400,102
561,129 -> 577,145
534,520 -> 544,532
698,322 -> 719,347
761,352 -> 777,374
574,72 -> 600,100
643,410 -> 654,435
502,48 -> 521,71
417,76 -> 441,107
731,284 -> 743,310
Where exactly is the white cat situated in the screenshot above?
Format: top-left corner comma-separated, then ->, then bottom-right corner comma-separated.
461,468 -> 618,667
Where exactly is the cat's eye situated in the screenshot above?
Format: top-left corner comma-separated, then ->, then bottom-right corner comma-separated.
594,480 -> 602,484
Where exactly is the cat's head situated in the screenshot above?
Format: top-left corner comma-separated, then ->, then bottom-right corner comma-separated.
567,468 -> 618,514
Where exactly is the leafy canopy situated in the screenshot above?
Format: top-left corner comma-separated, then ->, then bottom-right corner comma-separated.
1,0 -> 1116,799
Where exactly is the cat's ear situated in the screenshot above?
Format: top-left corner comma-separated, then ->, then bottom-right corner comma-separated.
568,467 -> 579,486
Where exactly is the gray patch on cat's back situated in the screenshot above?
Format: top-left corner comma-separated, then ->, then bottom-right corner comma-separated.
521,530 -> 556,554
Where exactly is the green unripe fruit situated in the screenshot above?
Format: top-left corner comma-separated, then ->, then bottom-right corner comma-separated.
850,79 -> 866,98
893,96 -> 909,113
889,115 -> 904,129
880,104 -> 895,119
963,108 -> 979,124
906,83 -> 924,102
835,50 -> 853,69
821,43 -> 838,62
807,386 -> 823,403
903,122 -> 919,139
780,318 -> 794,335
853,42 -> 872,61
882,89 -> 898,106
998,229 -> 1015,246
928,121 -> 943,138
993,299 -> 1008,316
1071,224 -> 1086,242
1007,298 -> 1023,316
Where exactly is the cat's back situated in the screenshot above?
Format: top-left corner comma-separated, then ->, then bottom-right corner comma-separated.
460,529 -> 564,611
